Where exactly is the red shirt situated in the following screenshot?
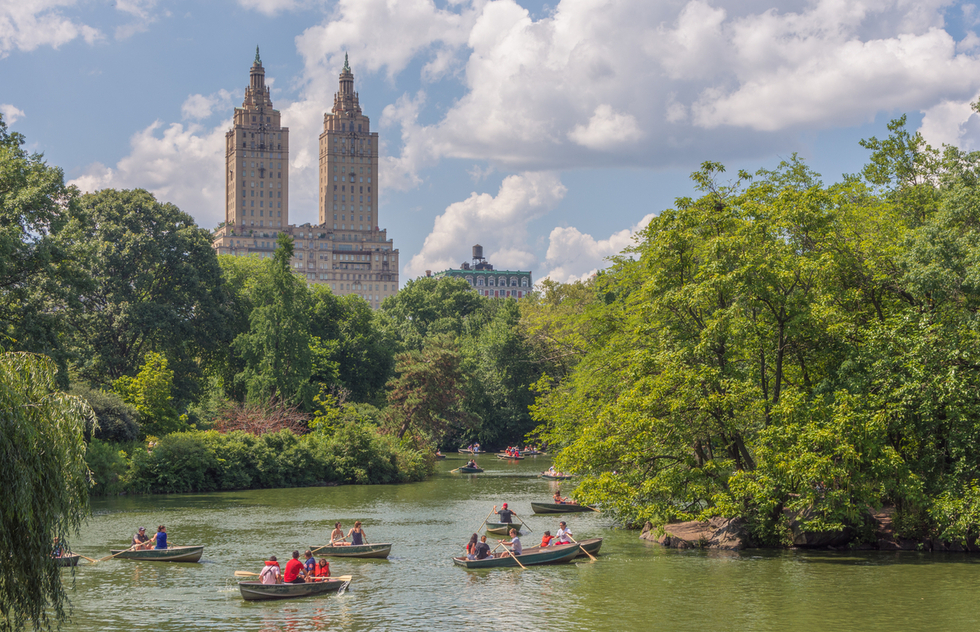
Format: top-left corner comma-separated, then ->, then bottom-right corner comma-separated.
283,558 -> 304,582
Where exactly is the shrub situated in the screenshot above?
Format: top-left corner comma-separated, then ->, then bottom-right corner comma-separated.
85,439 -> 132,496
72,385 -> 140,443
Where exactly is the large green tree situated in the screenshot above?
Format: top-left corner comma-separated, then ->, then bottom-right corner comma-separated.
65,189 -> 231,405
0,352 -> 90,632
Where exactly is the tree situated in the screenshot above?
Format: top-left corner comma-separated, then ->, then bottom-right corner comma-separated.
65,188 -> 231,405
113,351 -> 184,438
378,276 -> 485,350
386,334 -> 472,442
232,234 -> 314,406
0,114 -> 87,381
0,352 -> 90,631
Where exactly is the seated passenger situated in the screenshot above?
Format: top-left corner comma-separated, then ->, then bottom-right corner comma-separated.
330,521 -> 349,546
540,531 -> 553,547
259,555 -> 281,584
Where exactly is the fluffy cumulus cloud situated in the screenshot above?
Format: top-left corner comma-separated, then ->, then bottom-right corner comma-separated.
360,0 -> 980,182
70,121 -> 228,228
541,213 -> 656,283
181,90 -> 235,120
404,172 -> 566,279
0,103 -> 25,124
0,0 -> 101,56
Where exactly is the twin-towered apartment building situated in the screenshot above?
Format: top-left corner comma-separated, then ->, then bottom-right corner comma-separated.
211,48 -> 398,309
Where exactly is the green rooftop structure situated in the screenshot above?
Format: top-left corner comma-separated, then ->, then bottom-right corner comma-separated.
428,244 -> 532,299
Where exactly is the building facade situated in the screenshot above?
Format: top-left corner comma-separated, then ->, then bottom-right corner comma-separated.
212,50 -> 399,309
429,245 -> 532,299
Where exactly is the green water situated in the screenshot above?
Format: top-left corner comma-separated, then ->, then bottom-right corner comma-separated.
61,455 -> 980,631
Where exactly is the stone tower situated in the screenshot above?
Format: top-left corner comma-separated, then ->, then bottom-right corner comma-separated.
224,46 -> 289,230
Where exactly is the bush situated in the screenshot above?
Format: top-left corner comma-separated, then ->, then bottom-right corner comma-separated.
85,439 -> 132,496
72,385 -> 140,443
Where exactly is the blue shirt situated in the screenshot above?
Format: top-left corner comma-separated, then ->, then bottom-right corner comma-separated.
155,531 -> 168,549
304,557 -> 316,573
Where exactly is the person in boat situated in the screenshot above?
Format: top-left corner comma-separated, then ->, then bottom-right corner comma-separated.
312,558 -> 330,581
498,528 -> 522,558
474,535 -> 491,560
553,491 -> 566,504
494,503 -> 519,525
465,533 -> 479,560
330,521 -> 349,546
474,443 -> 481,453
303,549 -> 316,575
259,555 -> 281,584
554,521 -> 573,545
153,525 -> 168,549
466,459 -> 477,468
540,531 -> 553,547
132,527 -> 152,550
52,537 -> 64,558
346,520 -> 367,545
283,550 -> 307,584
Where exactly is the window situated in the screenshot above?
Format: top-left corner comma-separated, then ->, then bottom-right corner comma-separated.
522,278 -> 528,287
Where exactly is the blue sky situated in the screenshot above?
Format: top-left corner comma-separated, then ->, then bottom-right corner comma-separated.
4,0 -> 980,284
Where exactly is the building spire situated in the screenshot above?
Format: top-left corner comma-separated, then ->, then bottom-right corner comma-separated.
255,45 -> 262,65
343,52 -> 350,73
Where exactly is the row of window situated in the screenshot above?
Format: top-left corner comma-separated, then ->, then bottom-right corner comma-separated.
480,290 -> 524,298
467,276 -> 529,287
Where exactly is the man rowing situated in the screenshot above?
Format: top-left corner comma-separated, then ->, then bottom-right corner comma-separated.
554,521 -> 573,545
498,528 -> 523,558
494,503 -> 520,525
131,527 -> 152,550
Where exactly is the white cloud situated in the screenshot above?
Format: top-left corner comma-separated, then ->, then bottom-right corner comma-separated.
70,120 -> 227,229
919,91 -> 980,151
568,104 -> 642,150
404,171 -> 566,279
0,103 -> 25,124
0,0 -> 102,56
541,212 -> 656,283
113,0 -> 160,39
181,90 -> 234,120
236,0 -> 310,16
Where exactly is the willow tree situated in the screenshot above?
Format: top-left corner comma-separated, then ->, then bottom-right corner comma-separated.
0,352 -> 90,631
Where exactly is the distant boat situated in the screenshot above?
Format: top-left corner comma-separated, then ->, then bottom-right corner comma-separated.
453,466 -> 484,473
452,543 -> 582,569
55,554 -> 80,567
485,521 -> 525,536
108,546 -> 204,563
531,502 -> 596,514
539,473 -> 574,481
238,576 -> 351,601
435,453 -> 446,460
308,543 -> 391,559
496,453 -> 525,460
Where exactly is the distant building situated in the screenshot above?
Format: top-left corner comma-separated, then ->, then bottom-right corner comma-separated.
211,48 -> 399,309
429,245 -> 532,299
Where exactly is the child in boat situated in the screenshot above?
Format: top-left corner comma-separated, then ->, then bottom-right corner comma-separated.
312,558 -> 330,580
259,555 -> 281,584
540,531 -> 553,547
330,522 -> 349,546
498,528 -> 522,557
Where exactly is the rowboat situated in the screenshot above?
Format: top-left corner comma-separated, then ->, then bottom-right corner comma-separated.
521,537 -> 603,558
308,543 -> 391,559
435,454 -> 446,460
522,450 -> 547,456
540,473 -> 574,480
496,453 -> 525,460
452,543 -> 582,569
531,502 -> 596,514
55,554 -> 80,567
453,466 -> 484,473
457,449 -> 482,454
485,521 -> 524,536
108,546 -> 204,562
238,576 -> 351,601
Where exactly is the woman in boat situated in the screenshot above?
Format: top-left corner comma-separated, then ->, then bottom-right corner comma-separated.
466,459 -> 477,468
259,555 -> 281,584
553,491 -> 566,504
475,535 -> 491,560
330,522 -> 349,546
465,533 -> 479,560
154,525 -> 168,549
347,521 -> 367,545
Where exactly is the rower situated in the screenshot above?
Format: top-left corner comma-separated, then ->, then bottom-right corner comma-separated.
132,527 -> 152,550
554,521 -> 573,545
494,503 -> 519,526
330,521 -> 349,546
498,528 -> 523,558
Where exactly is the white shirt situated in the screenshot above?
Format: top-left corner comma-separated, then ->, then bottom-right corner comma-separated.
260,564 -> 280,584
555,526 -> 572,544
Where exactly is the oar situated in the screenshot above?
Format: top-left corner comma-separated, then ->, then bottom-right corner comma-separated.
94,542 -> 143,563
311,542 -> 340,555
569,535 -> 597,562
498,543 -> 527,570
474,507 -> 495,534
76,555 -> 99,563
234,570 -> 259,577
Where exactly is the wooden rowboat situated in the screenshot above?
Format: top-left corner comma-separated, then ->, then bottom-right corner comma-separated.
540,473 -> 574,480
238,576 -> 350,601
55,554 -> 80,567
435,454 -> 446,460
452,543 -> 582,569
485,521 -> 524,536
108,545 -> 204,563
453,466 -> 484,473
496,453 -> 525,460
521,537 -> 603,558
531,502 -> 596,514
457,449 -> 483,454
309,543 -> 391,559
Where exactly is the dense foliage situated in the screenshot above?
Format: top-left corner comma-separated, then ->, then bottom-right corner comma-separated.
532,121 -> 980,544
0,353 -> 90,632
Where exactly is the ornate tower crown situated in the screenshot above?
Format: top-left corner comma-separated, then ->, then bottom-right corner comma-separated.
333,54 -> 361,117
